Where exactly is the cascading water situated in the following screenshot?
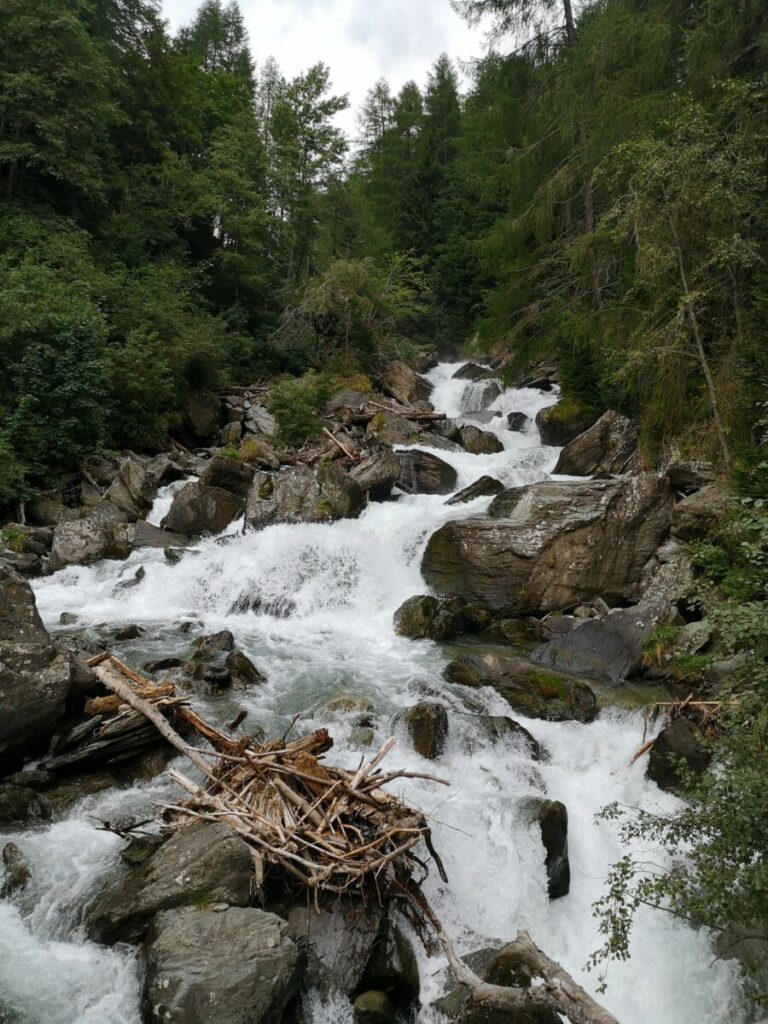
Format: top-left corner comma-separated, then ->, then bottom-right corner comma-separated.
1,362 -> 747,1024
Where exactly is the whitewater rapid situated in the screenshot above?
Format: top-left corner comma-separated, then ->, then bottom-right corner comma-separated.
1,363 -> 747,1024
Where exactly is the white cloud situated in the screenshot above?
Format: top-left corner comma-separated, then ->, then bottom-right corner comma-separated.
161,0 -> 487,135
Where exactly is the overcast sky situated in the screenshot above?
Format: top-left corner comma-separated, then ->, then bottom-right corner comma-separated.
161,0 -> 488,136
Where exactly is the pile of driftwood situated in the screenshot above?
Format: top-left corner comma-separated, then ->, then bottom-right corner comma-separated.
629,691 -> 739,765
87,653 -> 619,1024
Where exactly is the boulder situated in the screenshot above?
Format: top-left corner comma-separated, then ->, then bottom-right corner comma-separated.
381,360 -> 432,405
142,907 -> 300,1024
0,568 -> 76,766
396,451 -> 457,495
86,822 -> 253,944
244,464 -> 364,531
443,653 -> 598,723
410,352 -> 438,374
0,784 -> 51,825
395,702 -> 449,759
530,597 -> 673,684
51,502 -> 134,569
200,455 -> 255,498
163,482 -> 243,536
220,420 -> 243,446
1,842 -> 31,897
353,991 -> 396,1024
647,718 -> 711,792
507,412 -> 530,432
520,799 -> 570,899
245,405 -> 278,437
132,521 -> 189,551
366,411 -> 420,447
459,380 -> 502,414
535,402 -> 599,446
432,418 -> 462,441
446,477 -> 505,506
454,714 -> 540,759
183,388 -> 222,442
671,482 -> 732,541
459,425 -> 504,455
422,475 -> 673,615
393,594 -> 491,641
417,432 -> 464,453
103,455 -> 155,519
350,450 -> 402,501
452,363 -> 494,381
239,435 -> 281,470
665,460 -> 716,493
553,411 -> 639,476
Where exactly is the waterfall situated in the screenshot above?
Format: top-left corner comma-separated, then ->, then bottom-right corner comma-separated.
0,362 -> 745,1024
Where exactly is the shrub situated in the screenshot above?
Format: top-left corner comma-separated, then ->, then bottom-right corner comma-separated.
269,373 -> 334,448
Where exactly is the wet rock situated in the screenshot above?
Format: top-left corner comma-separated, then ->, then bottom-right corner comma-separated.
144,656 -> 183,674
366,410 -> 420,447
396,450 -> 457,495
115,565 -> 145,591
445,477 -> 505,506
200,455 -> 255,498
183,388 -> 222,443
358,914 -> 420,1010
103,455 -> 156,519
647,718 -> 711,792
353,991 -> 396,1024
452,363 -> 494,381
245,464 -> 364,531
460,380 -> 502,414
225,648 -> 267,688
444,653 -> 598,723
112,624 -> 143,642
132,521 -> 190,551
417,432 -> 464,453
422,475 -> 673,616
520,799 -> 570,899
0,784 -> 51,825
535,402 -> 599,446
553,411 -> 639,477
432,418 -> 462,441
671,482 -> 732,541
0,568 -> 76,766
393,594 -> 491,641
395,702 -> 449,759
507,412 -> 530,432
86,821 -> 254,944
59,612 -> 79,625
666,460 -> 716,493
454,714 -> 540,759
142,907 -> 300,1024
51,502 -> 134,569
191,630 -> 235,655
472,410 -> 504,426
1,842 -> 31,897
459,425 -> 504,455
283,898 -> 384,997
162,481 -> 243,536
319,694 -> 373,716
350,450 -> 402,501
381,360 -> 432,405
350,726 -> 375,748
530,598 -> 673,684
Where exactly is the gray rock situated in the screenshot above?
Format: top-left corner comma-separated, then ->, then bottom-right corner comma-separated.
432,418 -> 462,441
666,460 -> 716,492
132,521 -> 190,551
51,502 -> 134,569
245,405 -> 277,436
520,799 -> 570,899
86,822 -> 254,943
0,568 -> 76,766
350,450 -> 402,501
422,475 -> 673,615
454,714 -> 540,759
0,784 -> 51,825
452,362 -> 495,381
443,653 -> 598,723
460,380 -> 502,414
459,425 -> 504,455
1,842 -> 31,897
184,388 -> 222,442
671,483 -> 733,541
163,482 -> 243,536
239,436 -> 281,470
396,450 -> 457,495
393,594 -> 491,641
417,432 -> 465,453
647,718 -> 711,792
315,463 -> 366,519
244,464 -> 364,531
200,455 -> 255,498
553,411 -> 639,476
395,702 -> 449,759
507,412 -> 530,432
104,455 -> 156,519
536,403 -> 599,446
220,420 -> 243,446
445,477 -> 505,506
142,907 -> 300,1024
366,410 -> 420,447
381,360 -> 432,405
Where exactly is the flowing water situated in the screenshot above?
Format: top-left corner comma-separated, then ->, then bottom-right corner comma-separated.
1,363 -> 747,1024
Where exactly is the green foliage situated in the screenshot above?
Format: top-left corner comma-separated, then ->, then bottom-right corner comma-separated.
1,526 -> 26,554
269,372 -> 334,448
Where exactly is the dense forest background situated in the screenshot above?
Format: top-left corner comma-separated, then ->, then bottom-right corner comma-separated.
1,0 -> 767,498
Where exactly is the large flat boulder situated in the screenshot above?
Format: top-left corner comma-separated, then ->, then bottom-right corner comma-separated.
163,481 -> 243,536
380,360 -> 432,405
553,411 -> 639,476
86,822 -> 253,943
422,475 -> 673,615
396,450 -> 457,495
0,568 -> 76,766
444,652 -> 598,723
142,907 -> 300,1024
